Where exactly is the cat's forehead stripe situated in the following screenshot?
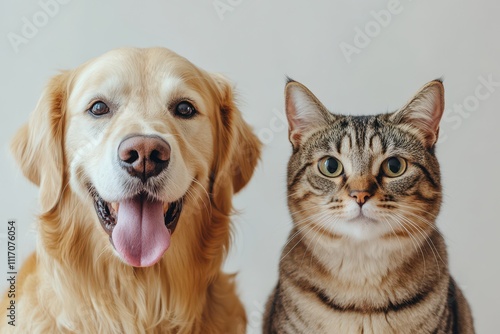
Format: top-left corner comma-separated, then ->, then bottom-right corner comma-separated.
330,116 -> 385,154
304,113 -> 430,165
339,135 -> 351,154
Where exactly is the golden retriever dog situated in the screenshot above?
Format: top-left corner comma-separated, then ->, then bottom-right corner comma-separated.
1,47 -> 261,333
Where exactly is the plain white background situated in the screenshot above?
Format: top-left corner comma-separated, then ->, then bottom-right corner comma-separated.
0,0 -> 498,332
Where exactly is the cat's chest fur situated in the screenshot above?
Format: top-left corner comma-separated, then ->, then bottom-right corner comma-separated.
263,79 -> 474,333
271,229 -> 449,333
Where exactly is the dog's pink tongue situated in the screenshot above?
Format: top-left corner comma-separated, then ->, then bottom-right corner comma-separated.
113,196 -> 170,267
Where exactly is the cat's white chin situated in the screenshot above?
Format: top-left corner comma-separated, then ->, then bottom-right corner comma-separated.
330,202 -> 393,240
332,218 -> 389,240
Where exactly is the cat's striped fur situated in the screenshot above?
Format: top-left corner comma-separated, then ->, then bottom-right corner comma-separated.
263,80 -> 474,334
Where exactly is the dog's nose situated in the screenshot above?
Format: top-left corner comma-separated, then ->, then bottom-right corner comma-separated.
118,135 -> 170,182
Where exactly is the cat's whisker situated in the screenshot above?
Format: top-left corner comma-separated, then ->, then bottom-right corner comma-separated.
279,212 -> 329,251
304,215 -> 343,267
280,212 -> 333,261
386,215 -> 428,275
277,202 -> 342,237
394,209 -> 450,245
308,216 -> 341,264
265,203 -> 329,235
380,216 -> 405,257
289,203 -> 329,216
396,208 -> 447,241
393,203 -> 439,217
391,212 -> 446,274
300,215 -> 337,266
402,214 -> 447,269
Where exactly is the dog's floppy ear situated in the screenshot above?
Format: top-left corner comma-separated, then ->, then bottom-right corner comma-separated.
11,72 -> 69,212
210,74 -> 261,211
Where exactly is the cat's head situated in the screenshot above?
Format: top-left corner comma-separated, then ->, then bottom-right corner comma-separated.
285,79 -> 444,241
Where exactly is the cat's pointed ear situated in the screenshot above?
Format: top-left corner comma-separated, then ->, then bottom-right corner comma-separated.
285,79 -> 333,148
390,80 -> 445,148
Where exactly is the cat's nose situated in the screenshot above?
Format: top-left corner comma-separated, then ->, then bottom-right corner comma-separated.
350,191 -> 371,206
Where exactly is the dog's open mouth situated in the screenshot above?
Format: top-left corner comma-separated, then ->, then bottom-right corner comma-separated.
91,189 -> 183,267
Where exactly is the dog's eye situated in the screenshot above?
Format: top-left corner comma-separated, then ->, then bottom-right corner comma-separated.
89,101 -> 110,116
175,101 -> 197,119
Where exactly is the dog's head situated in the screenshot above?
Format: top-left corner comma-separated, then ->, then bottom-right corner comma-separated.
12,47 -> 261,267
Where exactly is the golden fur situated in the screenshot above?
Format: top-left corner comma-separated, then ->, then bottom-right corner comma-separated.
1,48 -> 261,333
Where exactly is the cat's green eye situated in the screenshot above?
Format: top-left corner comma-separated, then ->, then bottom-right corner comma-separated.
318,157 -> 343,178
382,157 -> 407,177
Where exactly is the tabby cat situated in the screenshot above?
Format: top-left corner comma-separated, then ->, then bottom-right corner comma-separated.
263,79 -> 475,334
